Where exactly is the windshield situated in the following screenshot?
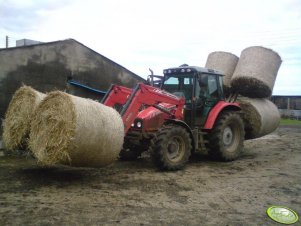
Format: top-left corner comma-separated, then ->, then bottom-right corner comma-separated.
162,74 -> 194,103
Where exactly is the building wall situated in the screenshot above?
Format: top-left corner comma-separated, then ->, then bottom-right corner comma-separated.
271,96 -> 301,120
0,39 -> 145,122
278,109 -> 301,120
271,96 -> 301,110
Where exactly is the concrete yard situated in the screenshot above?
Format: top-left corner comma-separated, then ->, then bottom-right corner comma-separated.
0,125 -> 300,226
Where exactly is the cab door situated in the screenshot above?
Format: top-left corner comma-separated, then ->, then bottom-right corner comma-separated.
195,73 -> 220,126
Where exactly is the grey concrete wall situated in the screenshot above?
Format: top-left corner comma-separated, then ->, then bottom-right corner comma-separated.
279,109 -> 301,120
271,96 -> 301,110
0,39 -> 145,123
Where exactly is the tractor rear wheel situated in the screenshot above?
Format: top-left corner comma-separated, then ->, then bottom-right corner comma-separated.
208,111 -> 244,161
151,124 -> 192,171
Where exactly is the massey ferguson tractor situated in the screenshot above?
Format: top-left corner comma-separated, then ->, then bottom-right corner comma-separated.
101,65 -> 245,171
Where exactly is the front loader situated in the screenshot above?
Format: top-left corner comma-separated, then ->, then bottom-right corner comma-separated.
102,65 -> 245,171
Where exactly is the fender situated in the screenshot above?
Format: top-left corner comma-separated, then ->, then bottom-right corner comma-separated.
204,101 -> 241,129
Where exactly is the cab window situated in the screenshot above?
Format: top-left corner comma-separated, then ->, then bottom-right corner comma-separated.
197,74 -> 219,99
208,75 -> 218,98
163,75 -> 194,103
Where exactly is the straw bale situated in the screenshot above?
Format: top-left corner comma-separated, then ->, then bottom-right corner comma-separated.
29,91 -> 124,167
231,46 -> 282,98
205,51 -> 239,94
2,86 -> 46,150
238,97 -> 280,139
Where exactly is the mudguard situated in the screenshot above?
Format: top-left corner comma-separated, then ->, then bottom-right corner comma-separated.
204,101 -> 241,129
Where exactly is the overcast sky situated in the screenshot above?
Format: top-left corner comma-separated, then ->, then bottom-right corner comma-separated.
0,0 -> 301,95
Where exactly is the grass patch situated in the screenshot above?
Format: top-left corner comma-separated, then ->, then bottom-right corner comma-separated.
280,118 -> 301,125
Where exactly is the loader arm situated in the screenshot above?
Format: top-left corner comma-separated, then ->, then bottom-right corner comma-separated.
120,83 -> 185,133
102,84 -> 132,108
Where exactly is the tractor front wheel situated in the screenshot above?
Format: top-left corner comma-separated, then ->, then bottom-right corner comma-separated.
151,124 -> 192,171
119,141 -> 141,161
208,111 -> 245,161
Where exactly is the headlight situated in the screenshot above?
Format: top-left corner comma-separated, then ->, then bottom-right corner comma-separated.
136,121 -> 142,128
132,119 -> 143,129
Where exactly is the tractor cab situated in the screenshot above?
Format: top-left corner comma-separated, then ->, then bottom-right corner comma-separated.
162,66 -> 225,127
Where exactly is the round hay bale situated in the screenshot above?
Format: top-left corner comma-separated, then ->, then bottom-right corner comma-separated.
231,46 -> 282,98
29,91 -> 124,167
2,86 -> 46,150
205,51 -> 239,95
238,97 -> 280,139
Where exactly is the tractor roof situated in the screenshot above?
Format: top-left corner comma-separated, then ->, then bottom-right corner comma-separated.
163,66 -> 224,76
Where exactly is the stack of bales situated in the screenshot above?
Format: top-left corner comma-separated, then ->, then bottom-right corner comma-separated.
2,86 -> 46,150
3,86 -> 124,168
232,46 -> 282,139
205,46 -> 282,139
29,91 -> 124,167
205,51 -> 239,96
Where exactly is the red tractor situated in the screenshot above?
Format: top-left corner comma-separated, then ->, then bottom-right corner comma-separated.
102,65 -> 245,170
